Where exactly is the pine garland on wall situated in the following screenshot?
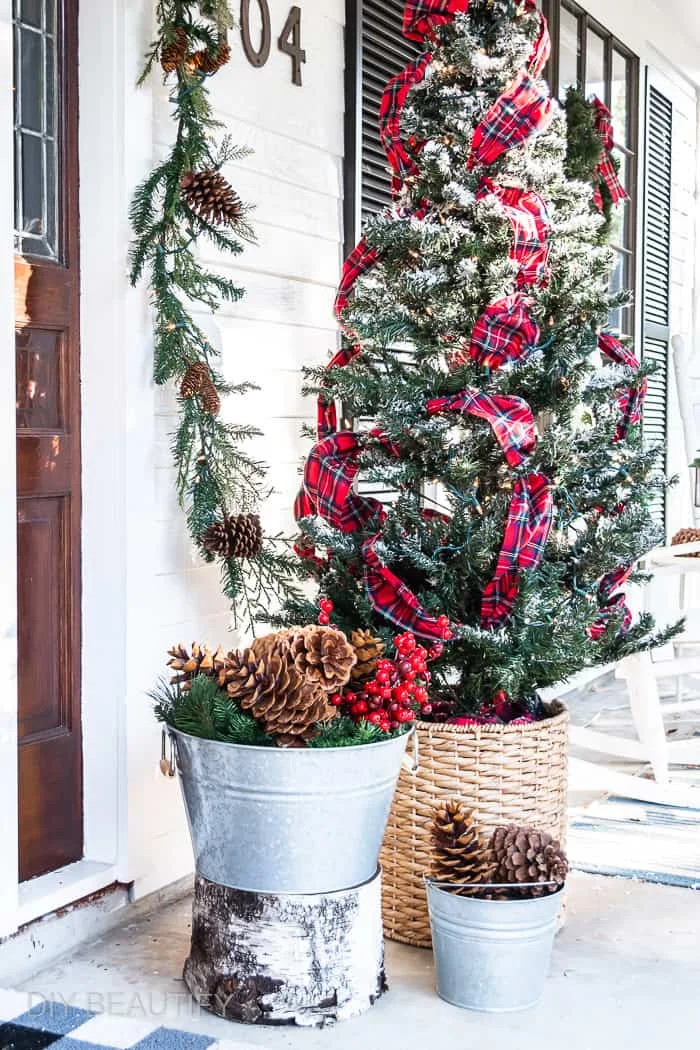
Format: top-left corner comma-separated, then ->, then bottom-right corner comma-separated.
129,0 -> 300,633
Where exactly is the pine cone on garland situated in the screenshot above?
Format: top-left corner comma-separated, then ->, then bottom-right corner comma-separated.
160,27 -> 188,72
350,629 -> 386,683
198,378 -> 221,416
491,826 -> 568,898
180,170 -> 243,228
285,625 -> 357,692
180,361 -> 211,399
186,36 -> 231,75
431,800 -> 496,895
200,514 -> 263,560
168,641 -> 229,688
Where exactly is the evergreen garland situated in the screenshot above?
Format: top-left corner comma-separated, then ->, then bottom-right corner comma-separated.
129,0 -> 301,633
564,86 -> 616,239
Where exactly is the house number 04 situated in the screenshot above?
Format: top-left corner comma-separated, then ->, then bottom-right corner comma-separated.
240,1 -> 307,87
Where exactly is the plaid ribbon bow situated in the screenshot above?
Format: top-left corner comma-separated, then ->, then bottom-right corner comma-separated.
470,71 -> 554,170
478,178 -> 552,287
525,0 -> 551,79
466,294 -> 541,371
588,565 -> 634,640
599,332 -> 648,441
427,389 -> 537,469
402,0 -> 470,42
363,533 -> 452,640
379,52 -> 433,183
481,473 -> 554,629
592,97 -> 629,213
295,431 -> 386,534
335,237 -> 383,321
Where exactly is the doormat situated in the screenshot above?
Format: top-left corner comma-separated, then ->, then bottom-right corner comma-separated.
0,993 -> 263,1050
569,795 -> 700,889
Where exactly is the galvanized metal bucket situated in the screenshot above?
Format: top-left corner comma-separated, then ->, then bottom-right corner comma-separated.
171,728 -> 412,895
426,879 -> 562,1012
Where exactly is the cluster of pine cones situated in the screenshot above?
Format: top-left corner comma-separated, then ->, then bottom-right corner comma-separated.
160,26 -> 232,77
167,626 -> 359,747
671,528 -> 700,558
431,799 -> 568,900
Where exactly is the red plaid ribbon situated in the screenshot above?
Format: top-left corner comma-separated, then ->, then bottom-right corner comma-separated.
481,473 -> 554,629
363,533 -> 452,640
477,178 -> 551,287
403,0 -> 469,42
470,71 -> 554,170
525,1 -> 551,79
466,294 -> 541,370
379,52 -> 433,182
598,333 -> 647,441
592,97 -> 629,212
335,238 -> 382,320
427,389 -> 537,469
588,565 -> 634,640
295,431 -> 386,534
317,345 -> 362,440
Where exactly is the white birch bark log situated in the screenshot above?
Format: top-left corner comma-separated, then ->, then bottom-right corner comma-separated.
183,870 -> 386,1027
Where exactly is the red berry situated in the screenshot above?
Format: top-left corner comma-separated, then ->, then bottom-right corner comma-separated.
392,686 -> 409,703
437,615 -> 449,628
421,703 -> 433,715
378,659 -> 395,672
399,660 -> 413,676
367,712 -> 383,726
376,670 -> 391,685
414,686 -> 428,703
318,611 -> 331,626
330,693 -> 343,706
381,687 -> 393,701
442,627 -> 453,640
319,598 -> 334,614
428,643 -> 444,660
366,681 -> 381,696
352,700 -> 368,716
398,708 -> 415,723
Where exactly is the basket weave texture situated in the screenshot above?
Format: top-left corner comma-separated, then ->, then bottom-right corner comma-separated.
380,701 -> 569,948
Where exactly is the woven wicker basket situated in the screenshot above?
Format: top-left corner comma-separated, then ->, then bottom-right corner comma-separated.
380,701 -> 569,948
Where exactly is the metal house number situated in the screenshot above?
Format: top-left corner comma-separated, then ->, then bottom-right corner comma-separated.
240,1 -> 307,86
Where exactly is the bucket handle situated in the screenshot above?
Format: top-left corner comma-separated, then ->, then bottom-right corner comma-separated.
401,729 -> 420,774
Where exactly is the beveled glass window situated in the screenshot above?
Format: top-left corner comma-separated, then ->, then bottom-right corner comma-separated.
13,0 -> 59,259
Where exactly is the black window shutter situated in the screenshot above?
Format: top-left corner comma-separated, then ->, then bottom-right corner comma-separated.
344,0 -> 419,255
642,80 -> 673,530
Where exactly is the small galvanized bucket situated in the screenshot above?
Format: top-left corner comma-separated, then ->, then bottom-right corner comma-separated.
171,728 -> 412,895
426,879 -> 562,1012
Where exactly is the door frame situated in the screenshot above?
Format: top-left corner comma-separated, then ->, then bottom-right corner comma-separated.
0,0 -> 154,936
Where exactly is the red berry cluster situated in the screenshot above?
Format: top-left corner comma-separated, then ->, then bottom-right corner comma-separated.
330,630 -> 444,734
318,597 -> 335,626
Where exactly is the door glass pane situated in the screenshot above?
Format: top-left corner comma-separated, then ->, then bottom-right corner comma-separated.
559,6 -> 580,98
611,50 -> 629,147
16,328 -> 62,430
586,28 -> 606,102
13,0 -> 59,259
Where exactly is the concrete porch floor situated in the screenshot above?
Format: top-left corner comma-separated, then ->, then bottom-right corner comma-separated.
13,871 -> 700,1050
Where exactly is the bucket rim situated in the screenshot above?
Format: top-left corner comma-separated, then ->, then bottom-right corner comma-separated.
193,865 -> 383,901
425,877 -> 565,904
169,724 -> 415,755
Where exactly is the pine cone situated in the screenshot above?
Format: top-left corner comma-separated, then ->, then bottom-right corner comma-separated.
167,641 -> 229,688
672,528 -> 700,557
160,27 -> 188,72
198,377 -> 221,416
431,800 -> 496,895
186,36 -> 231,75
491,825 -> 568,898
228,632 -> 337,741
350,629 -> 385,683
180,170 -> 243,227
200,514 -> 263,560
286,626 -> 357,692
180,361 -> 211,399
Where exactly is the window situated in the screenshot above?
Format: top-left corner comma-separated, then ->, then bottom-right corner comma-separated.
543,1 -> 639,338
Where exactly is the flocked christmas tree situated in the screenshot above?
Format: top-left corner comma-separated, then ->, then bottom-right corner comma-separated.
281,0 -> 680,720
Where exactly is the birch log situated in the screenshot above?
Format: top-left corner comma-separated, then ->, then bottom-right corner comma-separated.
183,870 -> 387,1027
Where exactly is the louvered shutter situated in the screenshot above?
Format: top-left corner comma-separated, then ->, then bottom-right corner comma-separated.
642,81 -> 673,529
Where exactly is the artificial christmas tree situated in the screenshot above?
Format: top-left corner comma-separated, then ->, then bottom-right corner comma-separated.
284,0 -> 679,945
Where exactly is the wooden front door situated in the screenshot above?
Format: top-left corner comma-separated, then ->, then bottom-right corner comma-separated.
14,0 -> 82,882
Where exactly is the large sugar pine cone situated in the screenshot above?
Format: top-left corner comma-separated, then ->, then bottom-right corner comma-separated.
186,36 -> 231,74
431,800 -> 496,895
234,632 -> 336,742
168,641 -> 229,688
491,825 -> 568,898
672,528 -> 700,557
200,514 -> 263,560
180,361 -> 211,399
350,629 -> 385,683
160,27 -> 188,72
180,170 -> 243,227
286,626 -> 357,692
